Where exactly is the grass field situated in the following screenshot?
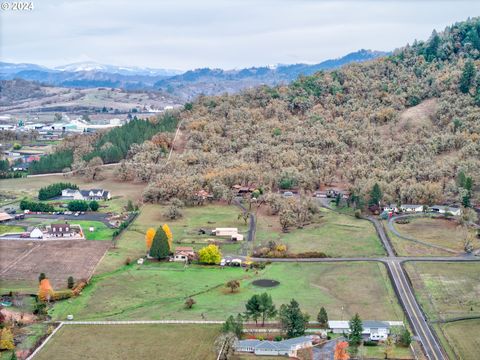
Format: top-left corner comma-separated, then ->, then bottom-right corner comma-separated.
35,324 -> 219,360
0,224 -> 25,235
385,224 -> 453,257
359,343 -> 413,359
75,220 -> 114,240
405,262 -> 480,321
50,261 -> 403,322
0,166 -> 146,208
394,217 -> 471,253
95,204 -> 247,273
256,208 -> 385,257
434,320 -> 480,360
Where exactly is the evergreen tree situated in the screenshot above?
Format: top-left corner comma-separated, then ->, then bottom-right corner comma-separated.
149,226 -> 170,259
459,60 -> 476,93
222,314 -> 244,337
317,307 -> 329,328
425,30 -> 440,61
399,328 -> 412,347
348,313 -> 363,357
38,273 -> 46,283
258,292 -> 277,326
279,299 -> 309,338
244,294 -> 262,325
369,183 -> 383,206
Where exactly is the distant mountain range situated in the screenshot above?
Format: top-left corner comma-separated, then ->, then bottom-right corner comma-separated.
0,50 -> 389,100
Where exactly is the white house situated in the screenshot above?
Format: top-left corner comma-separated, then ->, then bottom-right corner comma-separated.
235,336 -> 316,357
212,227 -> 244,241
328,320 -> 390,341
400,204 -> 424,213
212,228 -> 238,237
61,189 -> 84,200
173,247 -> 195,262
61,188 -> 111,201
430,205 -> 462,216
383,204 -> 398,213
29,227 -> 44,239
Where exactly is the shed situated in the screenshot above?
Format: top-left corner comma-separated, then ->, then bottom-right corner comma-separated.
0,212 -> 13,223
29,227 -> 43,239
212,228 -> 239,237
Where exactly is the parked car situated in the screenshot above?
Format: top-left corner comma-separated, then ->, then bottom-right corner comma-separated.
74,212 -> 79,217
20,233 -> 30,238
282,191 -> 294,197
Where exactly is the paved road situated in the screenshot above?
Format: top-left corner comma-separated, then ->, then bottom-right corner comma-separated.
387,260 -> 445,360
367,216 -> 396,256
313,337 -> 345,360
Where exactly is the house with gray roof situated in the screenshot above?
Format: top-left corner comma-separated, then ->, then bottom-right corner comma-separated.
234,335 -> 316,357
430,205 -> 461,216
61,188 -> 111,201
328,320 -> 391,340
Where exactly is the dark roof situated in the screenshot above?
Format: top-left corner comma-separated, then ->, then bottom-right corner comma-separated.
49,223 -> 71,232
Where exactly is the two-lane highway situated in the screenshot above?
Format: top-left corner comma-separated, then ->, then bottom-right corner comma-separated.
388,260 -> 446,360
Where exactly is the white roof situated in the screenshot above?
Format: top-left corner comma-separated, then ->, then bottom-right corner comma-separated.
328,321 -> 349,329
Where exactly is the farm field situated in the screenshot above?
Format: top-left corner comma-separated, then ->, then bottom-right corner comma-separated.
393,217 -> 471,253
35,324 -> 219,360
404,261 -> 480,321
255,207 -> 385,257
50,262 -> 404,322
385,225 -> 453,257
0,240 -> 110,292
0,225 -> 25,235
95,203 -> 247,273
434,320 -> 480,360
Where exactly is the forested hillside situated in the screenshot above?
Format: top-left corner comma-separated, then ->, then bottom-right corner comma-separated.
29,114 -> 178,174
132,18 -> 480,206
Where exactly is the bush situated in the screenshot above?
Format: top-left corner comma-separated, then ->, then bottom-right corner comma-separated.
354,209 -> 362,219
52,290 -> 73,301
363,340 -> 378,347
125,257 -> 132,265
38,183 -> 78,200
67,276 -> 75,289
20,199 -> 54,213
67,200 -> 89,212
89,201 -> 99,211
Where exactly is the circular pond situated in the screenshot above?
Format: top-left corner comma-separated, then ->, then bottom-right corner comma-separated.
252,279 -> 280,288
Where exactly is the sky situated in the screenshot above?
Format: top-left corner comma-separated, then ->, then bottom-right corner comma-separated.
1,0 -> 480,71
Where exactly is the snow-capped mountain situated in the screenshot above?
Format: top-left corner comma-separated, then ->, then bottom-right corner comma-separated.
54,61 -> 182,77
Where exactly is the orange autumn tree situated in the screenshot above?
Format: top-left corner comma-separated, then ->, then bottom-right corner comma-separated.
162,224 -> 173,251
334,341 -> 350,360
38,278 -> 54,302
145,228 -> 156,250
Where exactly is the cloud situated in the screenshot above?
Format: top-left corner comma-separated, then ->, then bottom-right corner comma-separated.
1,0 -> 479,69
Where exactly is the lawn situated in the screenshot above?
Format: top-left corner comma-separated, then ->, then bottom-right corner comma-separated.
49,262 -> 404,322
95,203 -> 248,273
15,218 -> 114,241
434,320 -> 480,360
255,207 -> 385,257
393,217 -> 473,253
359,343 -> 413,359
75,220 -> 115,240
0,224 -> 25,235
404,262 -> 480,321
35,324 -> 219,360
